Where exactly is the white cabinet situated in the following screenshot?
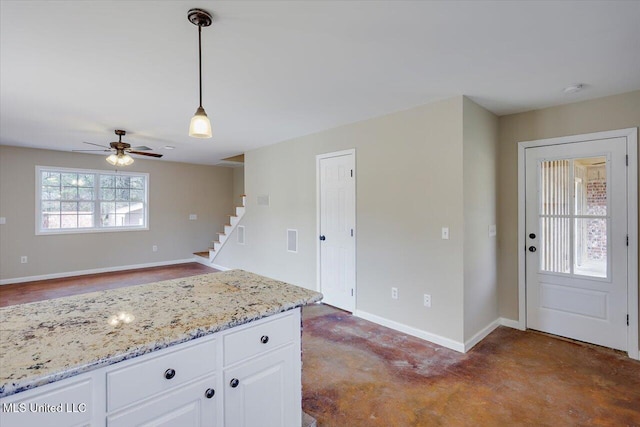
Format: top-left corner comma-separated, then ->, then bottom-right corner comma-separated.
0,308 -> 302,427
107,375 -> 217,427
224,345 -> 298,427
0,376 -> 94,427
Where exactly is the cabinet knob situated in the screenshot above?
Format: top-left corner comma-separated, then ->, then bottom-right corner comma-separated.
164,368 -> 176,380
230,378 -> 240,388
260,335 -> 269,344
528,246 -> 537,253
205,388 -> 215,399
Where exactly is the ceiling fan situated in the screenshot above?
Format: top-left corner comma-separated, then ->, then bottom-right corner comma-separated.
73,130 -> 163,166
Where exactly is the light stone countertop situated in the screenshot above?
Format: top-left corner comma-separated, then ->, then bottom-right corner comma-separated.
0,270 -> 322,398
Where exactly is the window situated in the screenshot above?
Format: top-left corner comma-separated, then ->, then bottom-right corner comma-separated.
36,166 -> 148,234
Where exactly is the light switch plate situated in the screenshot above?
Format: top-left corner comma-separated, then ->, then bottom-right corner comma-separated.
489,224 -> 497,237
189,214 -> 197,220
441,227 -> 449,240
0,217 -> 5,225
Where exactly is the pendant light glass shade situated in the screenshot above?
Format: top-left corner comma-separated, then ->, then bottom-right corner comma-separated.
189,106 -> 212,138
106,152 -> 134,166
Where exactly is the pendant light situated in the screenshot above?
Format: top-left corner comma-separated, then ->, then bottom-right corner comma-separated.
188,8 -> 213,138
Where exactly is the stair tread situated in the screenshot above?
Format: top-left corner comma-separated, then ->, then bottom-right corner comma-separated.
193,251 -> 209,258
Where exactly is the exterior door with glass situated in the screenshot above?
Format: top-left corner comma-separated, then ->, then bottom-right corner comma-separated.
525,137 -> 628,351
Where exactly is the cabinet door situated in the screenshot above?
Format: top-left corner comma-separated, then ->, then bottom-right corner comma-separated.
224,345 -> 300,427
107,376 -> 217,427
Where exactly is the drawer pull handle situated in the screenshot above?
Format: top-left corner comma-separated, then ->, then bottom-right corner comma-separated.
164,368 -> 176,380
230,378 -> 240,388
205,388 -> 215,399
260,335 -> 269,344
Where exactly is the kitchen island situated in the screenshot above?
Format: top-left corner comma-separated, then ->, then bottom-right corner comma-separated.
0,269 -> 322,426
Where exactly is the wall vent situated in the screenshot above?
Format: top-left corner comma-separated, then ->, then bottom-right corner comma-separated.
237,225 -> 245,245
257,195 -> 270,206
287,229 -> 298,253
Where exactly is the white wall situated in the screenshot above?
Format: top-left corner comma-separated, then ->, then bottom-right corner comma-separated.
216,97 -> 472,343
0,146 -> 233,281
232,166 -> 245,201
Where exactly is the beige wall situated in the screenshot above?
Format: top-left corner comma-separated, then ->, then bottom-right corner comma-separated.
497,90 -> 640,321
463,97 -> 499,341
216,96 -> 502,344
0,146 -> 233,281
232,166 -> 245,201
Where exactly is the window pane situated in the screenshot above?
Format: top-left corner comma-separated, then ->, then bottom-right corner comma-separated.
115,202 -> 130,226
78,202 -> 93,213
42,214 -> 60,229
61,202 -> 77,213
42,201 -> 60,212
540,217 -> 570,274
42,186 -> 61,200
61,173 -> 79,186
116,188 -> 130,201
101,202 -> 116,226
100,175 -> 115,188
116,176 -> 130,188
130,189 -> 144,202
575,157 -> 606,216
42,172 -> 60,186
540,160 -> 570,216
61,214 -> 78,228
78,174 -> 94,187
78,215 -> 94,228
130,177 -> 144,189
574,218 -> 607,278
79,188 -> 94,200
100,188 -> 115,201
61,187 -> 78,200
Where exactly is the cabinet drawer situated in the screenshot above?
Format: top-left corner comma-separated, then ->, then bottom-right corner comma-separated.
107,338 -> 216,412
0,376 -> 93,427
223,311 -> 298,366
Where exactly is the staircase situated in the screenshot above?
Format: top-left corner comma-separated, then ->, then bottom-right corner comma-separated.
194,195 -> 245,266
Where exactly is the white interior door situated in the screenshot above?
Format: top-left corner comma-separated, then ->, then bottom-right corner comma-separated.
525,137 -> 628,350
318,150 -> 356,312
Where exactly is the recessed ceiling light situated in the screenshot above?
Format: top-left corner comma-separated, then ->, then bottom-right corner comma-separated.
563,84 -> 585,94
163,145 -> 175,150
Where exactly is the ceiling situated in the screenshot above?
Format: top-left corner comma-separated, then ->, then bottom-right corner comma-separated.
1,1 -> 639,166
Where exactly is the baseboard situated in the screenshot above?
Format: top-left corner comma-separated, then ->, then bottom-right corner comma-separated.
0,259 -> 196,285
354,310 -> 465,353
210,263 -> 230,271
499,317 -> 521,329
464,319 -> 500,352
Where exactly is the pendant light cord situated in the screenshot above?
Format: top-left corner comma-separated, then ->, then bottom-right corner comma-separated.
198,24 -> 203,108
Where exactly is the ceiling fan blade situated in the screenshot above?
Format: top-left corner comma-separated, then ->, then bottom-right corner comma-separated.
129,150 -> 163,158
130,146 -> 152,151
83,141 -> 110,149
73,149 -> 112,152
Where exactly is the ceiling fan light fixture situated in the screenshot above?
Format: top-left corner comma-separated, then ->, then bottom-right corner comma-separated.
106,153 -> 119,165
119,153 -> 134,166
189,106 -> 212,138
188,8 -> 213,139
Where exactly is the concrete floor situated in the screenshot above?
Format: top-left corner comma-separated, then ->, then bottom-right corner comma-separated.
301,304 -> 640,426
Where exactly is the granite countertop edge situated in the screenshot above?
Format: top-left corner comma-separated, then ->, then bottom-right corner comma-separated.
0,271 -> 323,399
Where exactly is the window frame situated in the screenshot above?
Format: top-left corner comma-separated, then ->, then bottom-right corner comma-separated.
35,165 -> 149,235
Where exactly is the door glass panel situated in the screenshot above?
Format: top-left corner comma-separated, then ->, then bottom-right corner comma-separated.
539,156 -> 608,278
540,217 -> 570,274
574,219 -> 607,278
574,157 -> 606,216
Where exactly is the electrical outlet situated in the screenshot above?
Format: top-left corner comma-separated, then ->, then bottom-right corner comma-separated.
20,256 -> 28,264
424,294 -> 431,308
391,287 -> 398,300
152,245 -> 158,252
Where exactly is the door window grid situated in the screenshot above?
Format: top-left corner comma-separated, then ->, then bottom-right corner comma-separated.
37,167 -> 148,234
538,157 -> 608,278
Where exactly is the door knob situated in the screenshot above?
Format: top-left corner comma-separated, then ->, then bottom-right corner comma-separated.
528,246 -> 537,252
319,235 -> 326,241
